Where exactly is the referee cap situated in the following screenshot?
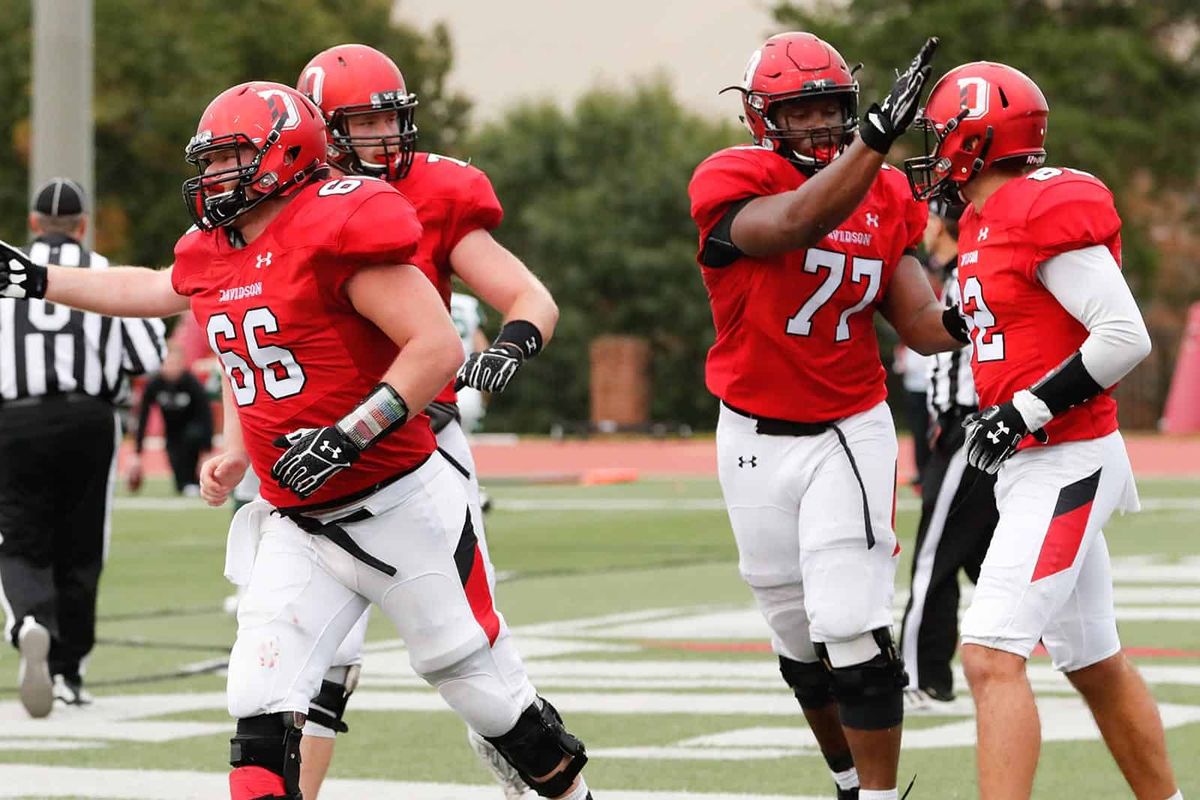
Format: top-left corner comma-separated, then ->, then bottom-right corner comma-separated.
32,177 -> 87,217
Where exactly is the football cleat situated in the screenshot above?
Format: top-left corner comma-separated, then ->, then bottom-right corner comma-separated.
53,674 -> 94,707
17,617 -> 53,718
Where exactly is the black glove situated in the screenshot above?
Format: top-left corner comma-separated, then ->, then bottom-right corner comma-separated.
271,426 -> 360,499
456,342 -> 523,393
943,304 -> 970,344
0,239 -> 48,299
962,402 -> 1047,475
859,37 -> 939,154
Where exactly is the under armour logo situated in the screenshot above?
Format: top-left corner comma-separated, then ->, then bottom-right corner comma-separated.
986,422 -> 1010,444
977,228 -> 989,242
320,441 -> 342,459
865,213 -> 880,228
255,252 -> 273,269
738,456 -> 757,468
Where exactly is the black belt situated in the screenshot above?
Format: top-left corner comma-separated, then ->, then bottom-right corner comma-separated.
723,401 -> 877,549
280,507 -> 396,577
1,392 -> 109,409
273,455 -> 435,576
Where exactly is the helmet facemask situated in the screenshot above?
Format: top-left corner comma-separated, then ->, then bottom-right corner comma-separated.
327,92 -> 418,181
763,92 -> 858,173
183,118 -> 316,231
904,109 -> 992,204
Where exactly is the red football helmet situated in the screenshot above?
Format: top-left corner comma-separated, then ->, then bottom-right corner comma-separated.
724,32 -> 859,171
183,82 -> 327,230
298,44 -> 418,180
905,61 -> 1049,201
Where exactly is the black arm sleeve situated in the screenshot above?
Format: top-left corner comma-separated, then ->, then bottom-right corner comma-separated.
699,197 -> 754,268
135,377 -> 161,453
1029,351 -> 1105,415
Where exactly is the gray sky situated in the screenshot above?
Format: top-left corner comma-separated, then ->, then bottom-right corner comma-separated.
393,0 -> 779,124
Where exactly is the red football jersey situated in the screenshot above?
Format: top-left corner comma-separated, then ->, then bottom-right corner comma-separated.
172,176 -> 436,509
955,166 -> 1123,447
689,146 -> 927,422
391,152 -> 504,404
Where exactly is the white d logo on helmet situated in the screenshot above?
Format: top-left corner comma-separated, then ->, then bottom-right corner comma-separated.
300,66 -> 326,107
257,89 -> 302,131
956,77 -> 990,119
742,48 -> 763,90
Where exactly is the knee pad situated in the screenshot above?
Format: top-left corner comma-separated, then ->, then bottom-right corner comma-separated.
229,712 -> 305,799
423,643 -> 523,736
815,628 -> 909,730
778,655 -> 834,710
305,664 -> 360,736
484,698 -> 588,798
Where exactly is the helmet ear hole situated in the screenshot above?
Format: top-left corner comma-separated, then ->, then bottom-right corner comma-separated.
963,134 -> 982,153
284,145 -> 302,165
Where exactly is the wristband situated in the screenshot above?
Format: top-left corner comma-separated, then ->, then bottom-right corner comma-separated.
495,319 -> 543,360
1028,351 -> 1105,416
335,383 -> 410,451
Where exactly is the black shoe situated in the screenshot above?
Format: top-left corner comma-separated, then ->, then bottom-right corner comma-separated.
52,674 -> 93,706
922,685 -> 955,702
837,788 -> 859,800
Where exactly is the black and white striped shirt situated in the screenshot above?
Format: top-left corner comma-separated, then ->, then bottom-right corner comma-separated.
0,235 -> 166,403
927,263 -> 978,415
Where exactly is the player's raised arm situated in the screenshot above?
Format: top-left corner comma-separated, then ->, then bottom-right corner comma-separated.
0,240 -> 187,317
880,253 -> 969,354
726,37 -> 938,257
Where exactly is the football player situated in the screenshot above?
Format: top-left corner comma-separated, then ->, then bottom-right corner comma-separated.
689,32 -> 966,800
906,62 -> 1181,800
0,82 -> 592,800
294,43 -> 559,799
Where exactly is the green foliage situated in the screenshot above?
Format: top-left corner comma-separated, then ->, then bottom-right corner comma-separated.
771,0 -> 1200,290
468,80 -> 742,431
0,0 -> 469,263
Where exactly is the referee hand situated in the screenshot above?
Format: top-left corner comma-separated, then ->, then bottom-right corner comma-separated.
0,239 -> 48,299
200,451 -> 251,507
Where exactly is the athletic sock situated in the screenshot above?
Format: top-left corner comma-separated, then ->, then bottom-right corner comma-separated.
1163,792 -> 1182,800
832,766 -> 860,791
859,789 -> 898,800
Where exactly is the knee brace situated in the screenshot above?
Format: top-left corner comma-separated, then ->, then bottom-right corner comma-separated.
778,655 -> 834,710
815,627 -> 909,730
306,664 -> 360,735
484,698 -> 588,798
229,711 -> 305,799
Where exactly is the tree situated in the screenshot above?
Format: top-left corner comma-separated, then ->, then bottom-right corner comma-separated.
468,80 -> 742,431
770,0 -> 1200,297
0,0 -> 471,264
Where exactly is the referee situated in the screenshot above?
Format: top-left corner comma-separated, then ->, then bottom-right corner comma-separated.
0,178 -> 166,717
899,197 -> 999,707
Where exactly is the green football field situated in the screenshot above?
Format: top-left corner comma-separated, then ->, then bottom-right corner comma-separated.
1,475 -> 1197,799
